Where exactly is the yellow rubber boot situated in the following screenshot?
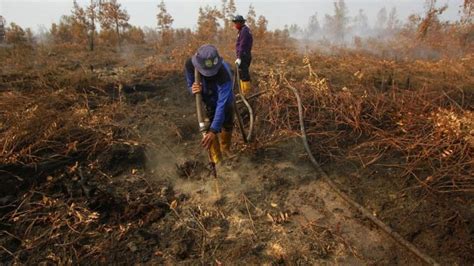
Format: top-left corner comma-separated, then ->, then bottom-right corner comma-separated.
240,81 -> 251,96
219,130 -> 232,157
209,136 -> 222,164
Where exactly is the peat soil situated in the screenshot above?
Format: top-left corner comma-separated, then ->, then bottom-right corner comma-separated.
2,67 -> 471,264
138,73 -> 426,264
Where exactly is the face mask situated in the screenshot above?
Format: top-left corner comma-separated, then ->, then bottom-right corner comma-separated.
235,23 -> 243,30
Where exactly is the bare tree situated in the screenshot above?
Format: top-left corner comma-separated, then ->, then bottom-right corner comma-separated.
256,15 -> 268,40
197,5 -> 221,41
386,7 -> 400,31
157,0 -> 174,45
353,9 -> 369,35
221,0 -> 237,42
226,0 -> 237,21
0,16 -> 5,44
220,0 -> 229,30
99,0 -> 130,47
69,0 -> 99,51
324,0 -> 349,44
71,1 -> 89,46
461,0 -> 472,23
418,0 -> 448,39
246,4 -> 257,30
86,0 -> 99,51
376,7 -> 388,30
306,12 -> 320,39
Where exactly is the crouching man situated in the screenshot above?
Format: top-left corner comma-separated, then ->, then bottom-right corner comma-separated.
184,44 -> 234,156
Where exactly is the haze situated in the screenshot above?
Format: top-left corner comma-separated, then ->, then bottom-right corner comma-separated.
0,0 -> 464,32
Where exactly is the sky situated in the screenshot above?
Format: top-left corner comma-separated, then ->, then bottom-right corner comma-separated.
0,0 -> 465,32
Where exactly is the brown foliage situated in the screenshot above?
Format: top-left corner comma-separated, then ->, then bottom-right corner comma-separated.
99,0 -> 130,47
253,51 -> 473,194
156,0 -> 174,46
197,6 -> 222,42
0,46 -> 160,264
5,23 -> 32,46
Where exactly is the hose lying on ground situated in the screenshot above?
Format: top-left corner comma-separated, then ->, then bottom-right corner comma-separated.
232,73 -> 248,143
234,65 -> 254,142
284,77 -> 439,266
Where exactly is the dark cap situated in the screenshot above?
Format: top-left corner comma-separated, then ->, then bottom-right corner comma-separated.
232,15 -> 246,22
191,44 -> 223,77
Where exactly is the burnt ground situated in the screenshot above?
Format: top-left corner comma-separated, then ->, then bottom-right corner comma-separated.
325,160 -> 474,265
123,71 -> 446,264
1,66 -> 471,264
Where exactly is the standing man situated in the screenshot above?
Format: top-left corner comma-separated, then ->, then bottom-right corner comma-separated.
185,44 -> 234,156
232,15 -> 253,96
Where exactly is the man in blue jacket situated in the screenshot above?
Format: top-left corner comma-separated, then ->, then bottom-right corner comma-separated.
185,44 -> 234,155
232,15 -> 253,96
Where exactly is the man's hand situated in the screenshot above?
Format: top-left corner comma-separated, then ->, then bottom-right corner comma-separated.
201,131 -> 216,149
192,82 -> 202,94
235,58 -> 241,66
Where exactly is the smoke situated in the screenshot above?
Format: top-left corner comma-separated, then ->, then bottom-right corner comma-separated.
289,6 -> 402,45
287,4 -> 462,60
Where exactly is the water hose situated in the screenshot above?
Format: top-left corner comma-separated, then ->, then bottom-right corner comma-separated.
194,69 -> 220,177
283,78 -> 439,266
232,72 -> 248,143
235,64 -> 255,142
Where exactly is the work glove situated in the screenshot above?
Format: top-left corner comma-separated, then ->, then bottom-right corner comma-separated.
235,58 -> 241,66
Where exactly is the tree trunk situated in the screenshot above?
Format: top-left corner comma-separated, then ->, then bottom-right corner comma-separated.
89,0 -> 95,51
0,18 -> 5,43
89,24 -> 95,51
115,18 -> 120,49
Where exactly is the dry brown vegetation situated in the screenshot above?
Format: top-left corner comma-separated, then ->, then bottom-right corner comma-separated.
0,0 -> 473,264
254,52 -> 473,194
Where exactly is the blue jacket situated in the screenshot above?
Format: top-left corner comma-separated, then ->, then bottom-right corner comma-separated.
185,59 -> 234,133
236,25 -> 253,58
